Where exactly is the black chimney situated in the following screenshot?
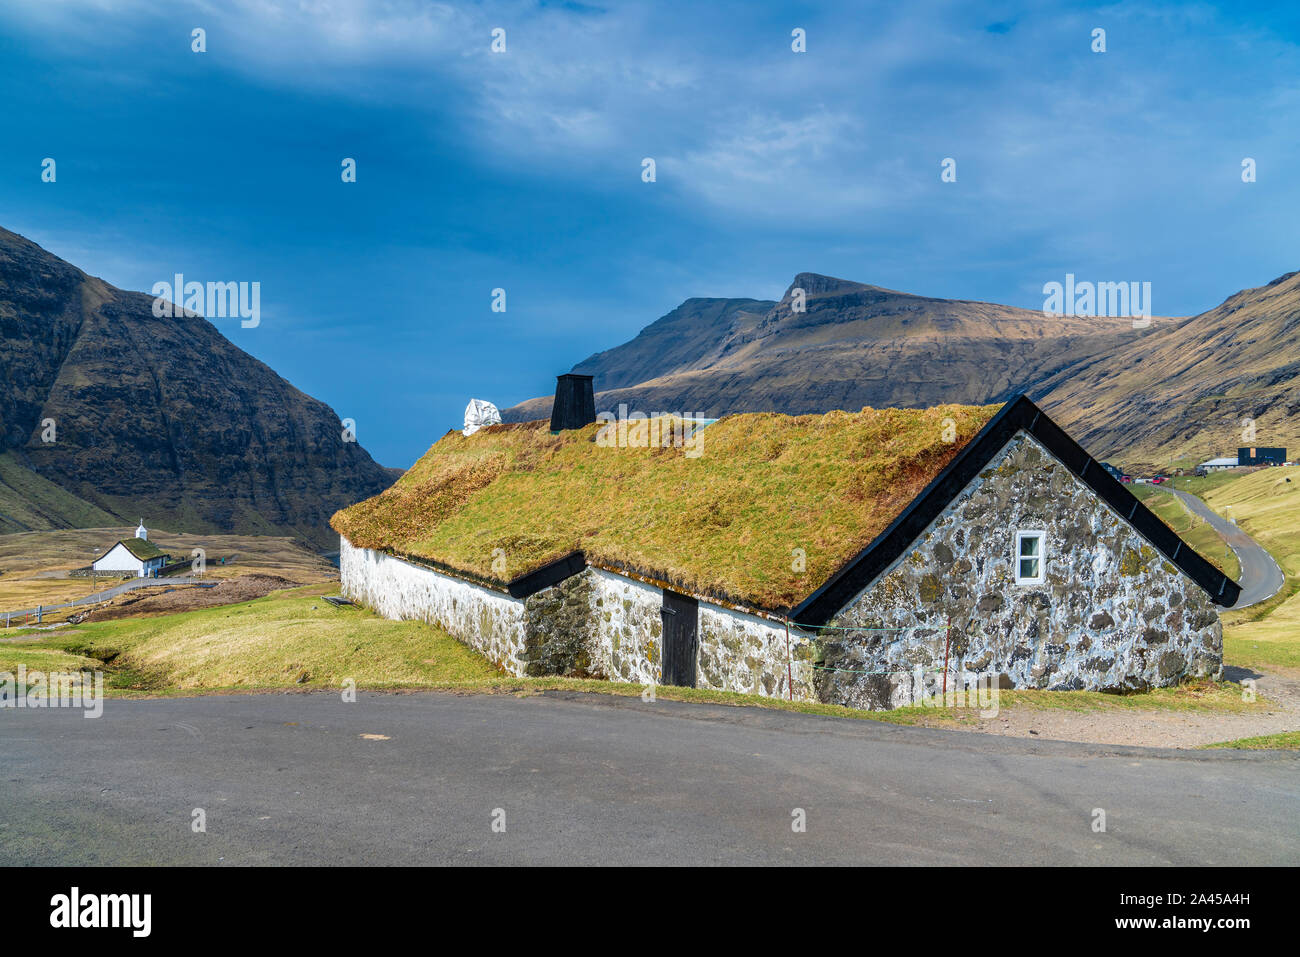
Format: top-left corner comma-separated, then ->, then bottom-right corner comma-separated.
550,374 -> 596,432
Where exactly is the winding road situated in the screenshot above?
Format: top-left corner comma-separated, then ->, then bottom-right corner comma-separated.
1154,486 -> 1285,609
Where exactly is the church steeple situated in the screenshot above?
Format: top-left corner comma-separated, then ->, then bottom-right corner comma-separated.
135,519 -> 148,540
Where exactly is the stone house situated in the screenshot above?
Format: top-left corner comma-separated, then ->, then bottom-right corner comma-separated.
333,393 -> 1239,710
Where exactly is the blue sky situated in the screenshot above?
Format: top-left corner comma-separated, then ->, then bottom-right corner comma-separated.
1,0 -> 1297,467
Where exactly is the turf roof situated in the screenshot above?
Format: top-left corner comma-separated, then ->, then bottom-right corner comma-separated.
114,537 -> 166,562
333,404 -> 999,611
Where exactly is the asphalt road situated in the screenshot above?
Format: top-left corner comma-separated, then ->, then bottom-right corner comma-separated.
1157,486 -> 1285,608
1,691 -> 1296,865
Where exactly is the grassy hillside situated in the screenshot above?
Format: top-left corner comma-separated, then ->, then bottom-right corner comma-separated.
1206,466 -> 1300,669
0,584 -> 497,691
1042,269 -> 1300,460
1130,485 -> 1240,580
0,451 -> 120,532
333,404 -> 998,610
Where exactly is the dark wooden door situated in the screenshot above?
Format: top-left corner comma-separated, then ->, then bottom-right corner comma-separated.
659,590 -> 699,687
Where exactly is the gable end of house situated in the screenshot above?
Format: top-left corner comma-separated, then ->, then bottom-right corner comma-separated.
790,395 -> 1241,627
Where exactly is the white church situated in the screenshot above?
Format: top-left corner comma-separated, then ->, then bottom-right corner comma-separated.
91,521 -> 169,578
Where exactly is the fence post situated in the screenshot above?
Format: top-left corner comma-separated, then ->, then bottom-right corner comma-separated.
784,619 -> 794,701
942,614 -> 952,703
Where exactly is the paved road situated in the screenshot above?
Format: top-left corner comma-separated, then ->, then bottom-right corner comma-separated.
1,691 -> 1295,865
2,577 -> 215,623
1156,486 -> 1285,608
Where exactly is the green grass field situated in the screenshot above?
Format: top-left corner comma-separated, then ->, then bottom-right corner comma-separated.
0,582 -> 1269,726
1163,471 -> 1255,499
1130,484 -> 1240,580
1204,466 -> 1300,671
0,527 -> 338,612
1202,730 -> 1300,750
0,584 -> 496,692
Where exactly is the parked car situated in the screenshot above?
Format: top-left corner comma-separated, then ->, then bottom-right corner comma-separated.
1151,476 -> 1166,485
1121,475 -> 1133,483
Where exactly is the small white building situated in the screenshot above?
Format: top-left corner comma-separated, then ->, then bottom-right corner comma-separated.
91,522 -> 169,578
1199,456 -> 1239,472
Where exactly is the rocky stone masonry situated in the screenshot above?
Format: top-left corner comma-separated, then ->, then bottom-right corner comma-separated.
527,568 -> 813,699
816,432 -> 1223,710
523,568 -> 663,682
342,539 -> 812,698
696,604 -> 815,700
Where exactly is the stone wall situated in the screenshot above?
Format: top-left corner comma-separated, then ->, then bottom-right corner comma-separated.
818,432 -> 1223,709
586,568 -> 663,684
342,540 -> 815,699
697,604 -> 817,701
339,537 -> 527,675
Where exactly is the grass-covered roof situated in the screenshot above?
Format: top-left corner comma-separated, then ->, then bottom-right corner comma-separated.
117,537 -> 166,561
331,404 -> 999,611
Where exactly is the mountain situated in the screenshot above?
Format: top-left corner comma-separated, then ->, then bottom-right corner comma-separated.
0,227 -> 397,548
504,272 -> 1160,421
1038,270 -> 1300,461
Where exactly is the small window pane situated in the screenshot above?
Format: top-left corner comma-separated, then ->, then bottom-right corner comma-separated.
1019,535 -> 1040,558
1020,557 -> 1039,579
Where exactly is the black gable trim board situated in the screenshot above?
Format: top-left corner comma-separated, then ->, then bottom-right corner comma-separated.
788,394 -> 1242,627
507,550 -> 588,598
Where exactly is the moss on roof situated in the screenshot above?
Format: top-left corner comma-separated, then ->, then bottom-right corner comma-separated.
117,537 -> 166,562
331,404 -> 1000,610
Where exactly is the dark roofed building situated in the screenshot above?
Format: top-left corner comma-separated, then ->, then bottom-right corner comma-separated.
1238,446 -> 1287,466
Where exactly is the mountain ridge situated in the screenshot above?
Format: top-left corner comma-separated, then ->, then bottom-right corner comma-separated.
504,271 -> 1169,426
0,227 -> 397,548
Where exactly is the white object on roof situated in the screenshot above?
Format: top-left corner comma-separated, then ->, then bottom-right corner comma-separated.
463,399 -> 502,437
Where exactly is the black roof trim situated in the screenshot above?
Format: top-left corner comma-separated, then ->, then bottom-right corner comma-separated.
788,394 -> 1241,626
507,550 -> 588,598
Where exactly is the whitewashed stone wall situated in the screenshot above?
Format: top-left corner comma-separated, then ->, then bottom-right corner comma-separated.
341,541 -> 812,699
818,432 -> 1224,709
586,568 -> 663,683
339,537 -> 527,675
696,604 -> 816,701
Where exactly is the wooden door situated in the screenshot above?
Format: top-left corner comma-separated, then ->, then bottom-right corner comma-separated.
659,589 -> 699,687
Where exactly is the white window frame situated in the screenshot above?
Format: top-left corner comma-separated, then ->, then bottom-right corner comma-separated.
1014,530 -> 1046,585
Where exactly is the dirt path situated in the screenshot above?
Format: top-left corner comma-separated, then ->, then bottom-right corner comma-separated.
927,667 -> 1300,748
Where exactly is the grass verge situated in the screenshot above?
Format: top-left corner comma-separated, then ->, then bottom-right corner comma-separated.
1201,730 -> 1300,751
0,584 -> 1271,726
1131,484 -> 1240,580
